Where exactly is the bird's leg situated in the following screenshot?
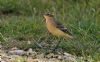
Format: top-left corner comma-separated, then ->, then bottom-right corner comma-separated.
52,39 -> 62,53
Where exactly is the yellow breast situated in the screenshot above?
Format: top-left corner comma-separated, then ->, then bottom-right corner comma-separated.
46,22 -> 66,37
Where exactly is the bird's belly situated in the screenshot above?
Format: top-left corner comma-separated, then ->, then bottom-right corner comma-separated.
47,25 -> 65,37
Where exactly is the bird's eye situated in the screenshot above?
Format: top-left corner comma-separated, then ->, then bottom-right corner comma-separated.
46,14 -> 50,16
44,13 -> 53,17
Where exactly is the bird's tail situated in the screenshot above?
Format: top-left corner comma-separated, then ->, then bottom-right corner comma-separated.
64,34 -> 74,40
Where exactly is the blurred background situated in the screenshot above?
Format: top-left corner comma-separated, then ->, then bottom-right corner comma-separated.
0,0 -> 100,61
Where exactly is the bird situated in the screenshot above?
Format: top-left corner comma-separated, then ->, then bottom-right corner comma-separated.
43,13 -> 74,51
43,13 -> 74,39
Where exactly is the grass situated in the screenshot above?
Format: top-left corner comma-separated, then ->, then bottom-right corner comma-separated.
0,0 -> 100,61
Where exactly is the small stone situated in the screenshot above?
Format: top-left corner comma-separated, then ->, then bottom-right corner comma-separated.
11,47 -> 18,50
63,52 -> 76,61
45,53 -> 54,58
27,48 -> 36,55
27,57 -> 38,62
37,53 -> 44,59
26,48 -> 37,59
8,50 -> 26,56
57,55 -> 63,60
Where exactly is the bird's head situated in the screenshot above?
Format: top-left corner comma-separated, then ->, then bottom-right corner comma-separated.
43,13 -> 54,20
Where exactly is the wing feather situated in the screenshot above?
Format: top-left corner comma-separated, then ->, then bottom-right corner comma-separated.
54,20 -> 72,35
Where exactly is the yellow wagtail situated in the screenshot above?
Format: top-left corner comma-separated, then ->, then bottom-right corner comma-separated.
43,14 -> 74,39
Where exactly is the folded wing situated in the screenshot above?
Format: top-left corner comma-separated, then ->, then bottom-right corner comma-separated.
54,20 -> 72,35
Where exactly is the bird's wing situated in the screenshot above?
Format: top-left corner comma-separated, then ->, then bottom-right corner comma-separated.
54,20 -> 72,35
